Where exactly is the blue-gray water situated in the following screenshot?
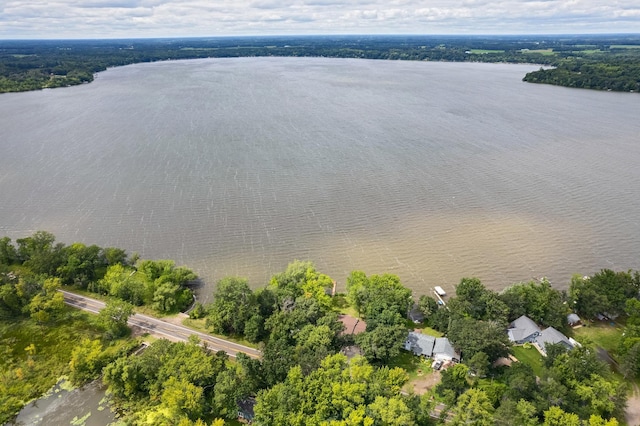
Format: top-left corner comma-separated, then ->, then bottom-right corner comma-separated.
1,58 -> 639,299
9,380 -> 115,426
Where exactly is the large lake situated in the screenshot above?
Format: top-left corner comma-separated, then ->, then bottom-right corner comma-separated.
1,58 -> 638,299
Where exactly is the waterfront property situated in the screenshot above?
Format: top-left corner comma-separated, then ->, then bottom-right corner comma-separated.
405,332 -> 460,362
507,315 -> 542,344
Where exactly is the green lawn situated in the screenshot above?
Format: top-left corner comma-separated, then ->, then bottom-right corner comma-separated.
572,323 -> 623,354
414,326 -> 444,338
610,45 -> 640,49
512,345 -> 545,377
388,351 -> 432,382
469,49 -> 504,54
522,49 -> 556,56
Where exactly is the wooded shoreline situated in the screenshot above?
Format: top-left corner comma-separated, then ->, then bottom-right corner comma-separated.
1,34 -> 639,94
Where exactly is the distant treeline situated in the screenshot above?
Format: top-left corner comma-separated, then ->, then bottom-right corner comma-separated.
1,34 -> 639,93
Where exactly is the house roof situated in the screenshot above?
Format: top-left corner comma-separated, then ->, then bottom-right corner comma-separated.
507,315 -> 541,342
238,397 -> 256,419
339,314 -> 366,335
536,327 -> 572,350
567,313 -> 581,325
433,337 -> 459,359
405,331 -> 435,357
408,304 -> 425,322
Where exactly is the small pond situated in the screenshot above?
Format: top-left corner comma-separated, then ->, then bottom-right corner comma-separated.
9,379 -> 117,426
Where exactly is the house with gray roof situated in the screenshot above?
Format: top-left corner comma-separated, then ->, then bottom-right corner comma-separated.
404,331 -> 436,357
507,315 -> 542,344
534,326 -> 573,356
433,337 -> 460,362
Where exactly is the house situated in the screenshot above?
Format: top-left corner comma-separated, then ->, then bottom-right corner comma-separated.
404,331 -> 436,357
507,315 -> 541,344
238,397 -> 256,424
433,337 -> 460,362
567,313 -> 581,326
408,304 -> 425,324
534,326 -> 573,356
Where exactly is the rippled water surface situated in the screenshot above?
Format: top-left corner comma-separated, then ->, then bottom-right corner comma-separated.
1,58 -> 639,298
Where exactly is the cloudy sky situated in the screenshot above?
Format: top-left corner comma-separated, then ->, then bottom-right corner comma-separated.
1,0 -> 639,39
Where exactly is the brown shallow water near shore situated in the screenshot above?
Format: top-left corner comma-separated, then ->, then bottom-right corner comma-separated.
1,58 -> 639,300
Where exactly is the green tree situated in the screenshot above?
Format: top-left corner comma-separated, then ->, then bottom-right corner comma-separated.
436,363 -> 470,403
16,231 -> 64,275
207,276 -> 255,335
418,295 -> 439,319
28,277 -> 65,323
0,237 -> 18,265
69,338 -> 104,385
447,316 -> 511,362
57,242 -> 103,287
160,376 -> 204,421
542,406 -> 580,426
500,279 -> 568,329
97,299 -> 134,339
450,388 -> 494,426
368,396 -> 416,426
467,351 -> 490,378
493,398 -> 539,426
356,310 -> 407,363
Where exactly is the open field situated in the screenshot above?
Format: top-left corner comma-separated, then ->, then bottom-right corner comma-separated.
522,48 -> 556,56
573,322 -> 623,355
469,49 -> 504,54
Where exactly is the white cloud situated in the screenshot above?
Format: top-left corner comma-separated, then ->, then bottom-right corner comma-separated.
0,0 -> 638,38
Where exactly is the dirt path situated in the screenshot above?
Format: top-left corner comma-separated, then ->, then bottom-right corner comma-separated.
626,384 -> 640,426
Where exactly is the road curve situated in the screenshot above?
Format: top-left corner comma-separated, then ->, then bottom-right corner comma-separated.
60,290 -> 261,359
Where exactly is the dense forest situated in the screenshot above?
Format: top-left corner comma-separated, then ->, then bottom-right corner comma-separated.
2,232 -> 640,425
1,34 -> 639,93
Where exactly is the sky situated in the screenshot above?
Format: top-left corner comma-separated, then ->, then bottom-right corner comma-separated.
1,0 -> 639,39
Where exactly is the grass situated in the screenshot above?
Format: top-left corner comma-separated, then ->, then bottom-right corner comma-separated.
469,49 -> 504,54
512,345 -> 545,377
522,49 -> 556,56
181,318 -> 260,349
414,326 -> 444,338
610,45 -> 640,49
388,350 -> 432,382
572,322 -> 623,354
574,49 -> 602,55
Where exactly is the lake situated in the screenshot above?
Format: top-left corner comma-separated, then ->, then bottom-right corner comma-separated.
1,58 -> 639,299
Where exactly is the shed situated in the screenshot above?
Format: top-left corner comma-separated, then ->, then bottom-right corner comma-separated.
238,397 -> 256,423
408,304 -> 425,324
567,313 -> 581,326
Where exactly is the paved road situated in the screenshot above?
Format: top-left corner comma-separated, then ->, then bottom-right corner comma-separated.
60,290 -> 261,359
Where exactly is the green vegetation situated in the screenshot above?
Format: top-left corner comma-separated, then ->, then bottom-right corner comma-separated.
0,308 -> 136,424
512,345 -> 545,377
3,231 -> 640,425
469,49 -> 505,54
573,323 -> 623,355
1,34 -> 639,94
